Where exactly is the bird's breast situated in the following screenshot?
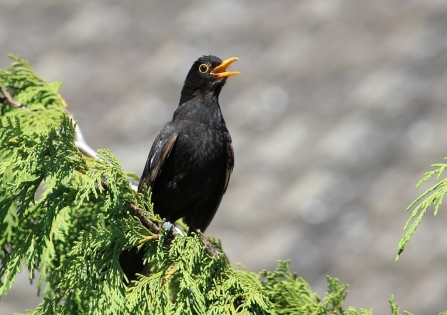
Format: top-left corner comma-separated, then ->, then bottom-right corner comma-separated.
176,125 -> 227,168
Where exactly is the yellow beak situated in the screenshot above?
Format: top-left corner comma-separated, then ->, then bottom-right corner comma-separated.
210,57 -> 240,78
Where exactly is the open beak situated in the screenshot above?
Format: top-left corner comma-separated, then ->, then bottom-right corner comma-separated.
210,57 -> 240,79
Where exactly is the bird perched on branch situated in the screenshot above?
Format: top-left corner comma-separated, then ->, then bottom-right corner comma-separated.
120,55 -> 239,281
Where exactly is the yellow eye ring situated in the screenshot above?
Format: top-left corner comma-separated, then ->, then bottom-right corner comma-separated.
199,64 -> 209,73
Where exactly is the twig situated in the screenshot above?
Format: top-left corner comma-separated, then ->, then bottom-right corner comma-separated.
65,108 -> 138,191
0,85 -> 23,108
200,233 -> 222,257
74,124 -> 98,158
99,179 -> 159,234
64,108 -> 98,159
138,234 -> 159,244
128,202 -> 160,234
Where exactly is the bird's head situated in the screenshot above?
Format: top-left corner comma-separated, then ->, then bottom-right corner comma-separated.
180,55 -> 239,104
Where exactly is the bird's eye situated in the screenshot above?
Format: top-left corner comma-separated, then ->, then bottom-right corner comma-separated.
199,64 -> 209,73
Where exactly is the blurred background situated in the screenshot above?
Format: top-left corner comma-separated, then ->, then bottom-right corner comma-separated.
1,0 -> 447,313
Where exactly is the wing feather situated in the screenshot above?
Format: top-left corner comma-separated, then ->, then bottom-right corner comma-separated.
223,141 -> 234,193
138,132 -> 178,191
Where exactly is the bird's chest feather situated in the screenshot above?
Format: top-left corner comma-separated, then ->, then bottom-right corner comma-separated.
175,124 -> 226,170
157,124 -> 227,199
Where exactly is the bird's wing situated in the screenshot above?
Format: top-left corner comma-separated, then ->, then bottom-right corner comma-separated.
223,140 -> 234,193
138,132 -> 178,191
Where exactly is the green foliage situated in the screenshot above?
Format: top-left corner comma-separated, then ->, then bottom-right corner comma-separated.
259,261 -> 373,315
389,295 -> 411,315
0,55 -> 432,314
396,160 -> 447,260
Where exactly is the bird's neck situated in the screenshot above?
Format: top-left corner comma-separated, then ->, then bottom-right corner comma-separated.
174,92 -> 224,128
179,83 -> 223,106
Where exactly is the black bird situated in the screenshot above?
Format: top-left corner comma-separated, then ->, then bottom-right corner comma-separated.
120,55 -> 239,281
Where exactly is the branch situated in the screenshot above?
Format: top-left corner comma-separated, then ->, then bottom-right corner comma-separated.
1,84 -> 97,159
1,85 -> 156,234
127,202 -> 160,234
62,108 -> 98,159
0,85 -> 23,108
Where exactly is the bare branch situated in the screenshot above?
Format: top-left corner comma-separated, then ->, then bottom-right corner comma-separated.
127,202 -> 160,234
64,108 -> 98,159
0,85 -> 23,108
74,124 -> 98,158
200,232 -> 222,257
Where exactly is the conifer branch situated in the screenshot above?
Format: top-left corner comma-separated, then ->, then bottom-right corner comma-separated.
0,85 -> 23,108
396,159 -> 447,260
65,108 -> 98,159
1,83 -> 97,159
3,80 -> 152,236
127,202 -> 160,234
93,172 -> 160,234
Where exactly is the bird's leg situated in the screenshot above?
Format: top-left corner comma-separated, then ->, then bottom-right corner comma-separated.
187,226 -> 219,254
199,232 -> 222,257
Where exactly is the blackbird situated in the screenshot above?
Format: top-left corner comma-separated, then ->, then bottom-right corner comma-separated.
120,55 -> 239,281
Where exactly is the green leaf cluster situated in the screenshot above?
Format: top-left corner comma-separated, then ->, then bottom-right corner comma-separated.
397,160 -> 447,260
0,55 -> 435,314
